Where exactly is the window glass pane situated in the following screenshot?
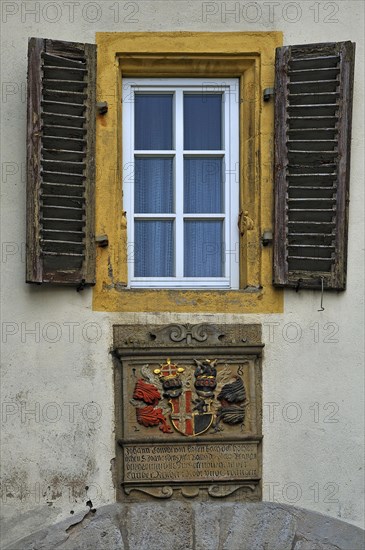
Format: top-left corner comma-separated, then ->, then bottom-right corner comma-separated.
135,158 -> 173,213
135,94 -> 173,150
135,221 -> 174,277
184,158 -> 223,213
184,94 -> 222,150
184,221 -> 223,277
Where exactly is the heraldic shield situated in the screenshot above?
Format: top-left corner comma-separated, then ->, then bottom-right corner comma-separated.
132,357 -> 247,437
169,390 -> 213,437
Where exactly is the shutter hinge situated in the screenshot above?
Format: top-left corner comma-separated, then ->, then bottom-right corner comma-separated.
263,88 -> 275,102
96,234 -> 109,248
97,101 -> 108,115
261,230 -> 273,246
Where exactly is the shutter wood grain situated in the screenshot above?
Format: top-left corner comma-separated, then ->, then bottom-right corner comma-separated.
273,41 -> 355,290
26,38 -> 96,286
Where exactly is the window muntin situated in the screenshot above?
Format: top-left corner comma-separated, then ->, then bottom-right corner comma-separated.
123,78 -> 239,289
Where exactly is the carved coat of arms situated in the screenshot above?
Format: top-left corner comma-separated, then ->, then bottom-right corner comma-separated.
131,358 -> 247,437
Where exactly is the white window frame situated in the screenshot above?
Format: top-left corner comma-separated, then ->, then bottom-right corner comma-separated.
123,78 -> 239,289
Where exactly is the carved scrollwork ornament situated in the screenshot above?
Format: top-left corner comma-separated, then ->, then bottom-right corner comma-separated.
238,210 -> 254,236
149,323 -> 225,345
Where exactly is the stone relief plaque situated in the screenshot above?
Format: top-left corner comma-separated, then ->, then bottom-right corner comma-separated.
114,324 -> 263,501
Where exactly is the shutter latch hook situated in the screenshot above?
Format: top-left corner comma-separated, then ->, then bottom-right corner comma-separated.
295,278 -> 303,292
318,276 -> 325,311
76,279 -> 86,292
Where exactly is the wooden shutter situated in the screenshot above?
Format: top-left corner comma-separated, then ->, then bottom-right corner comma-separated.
273,42 -> 355,290
26,38 -> 96,286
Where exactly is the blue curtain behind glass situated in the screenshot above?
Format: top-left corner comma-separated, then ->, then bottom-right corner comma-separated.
135,158 -> 173,213
184,94 -> 222,150
184,158 -> 222,213
184,221 -> 223,277
135,221 -> 174,277
135,94 -> 173,150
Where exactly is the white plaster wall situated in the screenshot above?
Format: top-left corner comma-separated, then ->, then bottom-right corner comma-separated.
0,1 -> 364,546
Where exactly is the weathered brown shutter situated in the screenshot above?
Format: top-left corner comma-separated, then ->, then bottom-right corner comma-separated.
273,42 -> 355,290
26,38 -> 96,286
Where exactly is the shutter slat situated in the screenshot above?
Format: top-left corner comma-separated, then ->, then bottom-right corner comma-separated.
42,112 -> 86,121
288,93 -> 339,97
289,187 -> 336,191
288,103 -> 338,108
43,136 -> 87,143
288,244 -> 335,249
43,64 -> 87,71
27,37 -> 96,285
41,205 -> 84,211
288,256 -> 334,261
44,90 -> 87,100
288,221 -> 335,225
41,229 -> 85,234
42,100 -> 86,108
42,52 -> 86,67
42,160 -> 85,167
43,124 -> 86,132
288,69 -> 340,76
288,67 -> 340,72
43,139 -> 86,153
288,80 -> 338,93
41,251 -> 85,257
43,148 -> 87,155
42,170 -> 85,179
43,79 -> 87,91
288,174 -> 336,180
43,217 -> 85,224
289,200 -> 336,204
291,55 -> 339,62
42,100 -> 86,116
42,239 -> 85,245
41,230 -> 85,242
42,240 -> 85,254
42,150 -> 87,163
289,128 -> 337,132
42,194 -> 86,200
289,233 -> 335,237
42,183 -> 84,192
288,150 -> 337,154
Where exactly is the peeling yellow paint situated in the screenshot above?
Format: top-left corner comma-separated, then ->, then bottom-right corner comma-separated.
94,32 -> 283,314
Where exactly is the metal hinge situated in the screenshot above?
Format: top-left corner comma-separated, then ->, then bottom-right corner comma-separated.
263,88 -> 275,102
96,234 -> 109,248
97,101 -> 108,115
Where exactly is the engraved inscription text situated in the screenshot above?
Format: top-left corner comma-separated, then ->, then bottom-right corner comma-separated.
123,442 -> 259,483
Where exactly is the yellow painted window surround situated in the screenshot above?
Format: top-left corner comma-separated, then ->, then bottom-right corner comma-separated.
94,32 -> 283,314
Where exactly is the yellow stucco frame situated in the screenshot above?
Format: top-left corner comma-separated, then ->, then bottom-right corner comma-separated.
94,32 -> 283,313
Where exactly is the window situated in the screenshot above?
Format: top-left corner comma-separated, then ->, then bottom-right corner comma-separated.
27,34 -> 354,311
94,32 -> 284,313
27,32 -> 286,313
123,79 -> 239,289
24,34 -> 355,313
